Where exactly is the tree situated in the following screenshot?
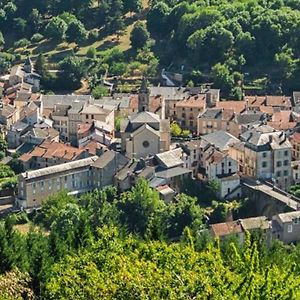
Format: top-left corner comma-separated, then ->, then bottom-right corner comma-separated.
123,0 -> 143,14
130,21 -> 150,50
45,16 -> 67,41
118,178 -> 166,238
92,85 -> 109,98
166,194 -> 203,239
170,121 -> 182,136
211,63 -> 234,97
0,31 -> 4,49
59,56 -> 86,88
35,54 -> 48,78
147,2 -> 170,36
66,20 -> 87,44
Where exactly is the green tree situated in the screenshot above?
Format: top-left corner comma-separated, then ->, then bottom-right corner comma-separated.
66,20 -> 87,44
170,121 -> 182,136
130,21 -> 150,50
123,0 -> 143,14
45,16 -> 67,41
92,85 -> 109,98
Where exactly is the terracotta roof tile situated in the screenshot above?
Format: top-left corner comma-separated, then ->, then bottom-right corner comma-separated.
176,94 -> 206,108
211,221 -> 243,237
216,101 -> 246,114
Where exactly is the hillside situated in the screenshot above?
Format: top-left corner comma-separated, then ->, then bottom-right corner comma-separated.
2,0 -> 300,95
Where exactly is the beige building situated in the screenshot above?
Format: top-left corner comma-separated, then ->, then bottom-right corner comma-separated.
229,126 -> 292,190
17,151 -> 129,208
121,111 -> 170,159
290,132 -> 300,160
175,95 -> 206,131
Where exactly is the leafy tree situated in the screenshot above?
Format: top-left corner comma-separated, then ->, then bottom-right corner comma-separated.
123,0 -> 143,14
0,31 -> 4,49
170,121 -> 182,136
59,56 -> 86,88
92,85 -> 109,98
44,16 -> 67,41
147,2 -> 170,36
211,63 -> 234,96
130,21 -> 150,50
66,20 -> 87,44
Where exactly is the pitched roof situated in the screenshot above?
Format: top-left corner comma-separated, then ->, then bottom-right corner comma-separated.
239,216 -> 270,231
216,101 -> 246,114
21,156 -> 98,180
176,94 -> 206,108
155,148 -> 184,168
129,111 -> 160,124
210,221 -> 243,237
277,211 -> 300,223
155,166 -> 192,179
202,131 -> 239,151
131,123 -> 160,137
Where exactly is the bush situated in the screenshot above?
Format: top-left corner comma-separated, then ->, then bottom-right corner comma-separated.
92,85 -> 109,98
87,46 -> 97,58
14,38 -> 30,48
31,33 -> 44,43
88,29 -> 99,41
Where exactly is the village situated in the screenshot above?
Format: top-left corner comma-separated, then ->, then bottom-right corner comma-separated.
1,58 -> 300,245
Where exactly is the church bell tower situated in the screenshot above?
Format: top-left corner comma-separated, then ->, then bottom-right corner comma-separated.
138,77 -> 150,112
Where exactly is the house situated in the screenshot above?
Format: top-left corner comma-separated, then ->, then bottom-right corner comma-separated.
202,130 -> 239,152
272,211 -> 300,244
20,126 -> 59,146
210,221 -> 244,243
210,216 -> 271,243
0,104 -> 20,127
17,150 -> 129,208
230,125 -> 292,190
18,140 -> 91,170
289,132 -> 300,160
175,94 -> 206,131
202,149 -> 241,199
291,161 -> 300,184
6,121 -> 31,148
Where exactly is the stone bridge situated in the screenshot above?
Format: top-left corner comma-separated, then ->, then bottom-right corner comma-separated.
242,179 -> 300,218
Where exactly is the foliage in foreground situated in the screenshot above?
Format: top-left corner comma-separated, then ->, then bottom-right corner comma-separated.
0,180 -> 300,299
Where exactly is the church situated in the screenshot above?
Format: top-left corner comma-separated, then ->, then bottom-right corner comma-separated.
120,78 -> 170,159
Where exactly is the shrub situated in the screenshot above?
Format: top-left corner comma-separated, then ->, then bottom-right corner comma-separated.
31,33 -> 44,43
14,38 -> 30,48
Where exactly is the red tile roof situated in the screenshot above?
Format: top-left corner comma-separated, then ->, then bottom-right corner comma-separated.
216,101 -> 246,114
211,221 -> 243,237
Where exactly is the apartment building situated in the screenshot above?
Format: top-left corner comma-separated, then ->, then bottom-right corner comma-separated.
175,95 -> 206,131
229,125 -> 292,190
290,132 -> 300,160
17,151 -> 129,208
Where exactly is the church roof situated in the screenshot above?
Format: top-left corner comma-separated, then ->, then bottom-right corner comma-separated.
131,123 -> 160,137
130,111 -> 160,124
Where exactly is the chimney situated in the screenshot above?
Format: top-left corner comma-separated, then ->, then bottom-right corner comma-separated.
269,135 -> 273,144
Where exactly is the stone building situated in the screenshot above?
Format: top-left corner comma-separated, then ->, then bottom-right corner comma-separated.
17,151 -> 129,208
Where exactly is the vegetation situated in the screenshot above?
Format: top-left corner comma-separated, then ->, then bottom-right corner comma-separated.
0,179 -> 299,298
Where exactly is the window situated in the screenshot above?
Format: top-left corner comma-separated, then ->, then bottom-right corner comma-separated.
276,171 -> 281,177
262,161 -> 267,168
91,114 -> 94,119
288,224 -> 293,233
262,152 -> 267,158
296,173 -> 299,180
41,181 -> 44,191
284,170 -> 288,176
182,113 -> 185,118
293,218 -> 299,225
182,108 -> 185,111
284,150 -> 289,156
229,161 -> 232,167
284,160 -> 289,166
143,141 -> 150,148
86,114 -> 89,119
227,188 -> 231,194
276,161 -> 282,167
